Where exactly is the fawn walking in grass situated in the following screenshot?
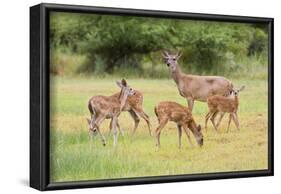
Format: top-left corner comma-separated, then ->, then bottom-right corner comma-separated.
87,89 -> 151,138
205,86 -> 245,132
87,79 -> 135,146
111,90 -> 151,136
154,101 -> 203,149
162,51 -> 233,111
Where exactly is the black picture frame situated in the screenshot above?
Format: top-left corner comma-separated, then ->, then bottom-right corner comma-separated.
30,3 -> 274,191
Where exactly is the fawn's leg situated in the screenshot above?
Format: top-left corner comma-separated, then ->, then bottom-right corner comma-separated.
210,111 -> 219,131
177,124 -> 182,149
216,112 -> 225,128
128,110 -> 140,136
89,115 -> 96,141
232,112 -> 240,131
183,126 -> 193,147
205,112 -> 212,131
226,114 -> 233,132
111,116 -> 118,146
155,118 -> 168,148
116,119 -> 124,136
109,118 -> 124,136
94,115 -> 107,146
134,108 -> 152,136
108,118 -> 113,136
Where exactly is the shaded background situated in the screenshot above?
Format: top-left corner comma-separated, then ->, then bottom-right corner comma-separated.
50,12 -> 268,79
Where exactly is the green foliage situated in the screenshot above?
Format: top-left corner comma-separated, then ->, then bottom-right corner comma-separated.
248,28 -> 268,56
50,12 -> 268,77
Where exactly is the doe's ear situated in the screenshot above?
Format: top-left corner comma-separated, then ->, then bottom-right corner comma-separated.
239,85 -> 245,92
176,51 -> 182,59
162,51 -> 169,58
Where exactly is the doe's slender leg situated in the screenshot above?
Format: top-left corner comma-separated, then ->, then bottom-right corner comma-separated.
187,99 -> 194,111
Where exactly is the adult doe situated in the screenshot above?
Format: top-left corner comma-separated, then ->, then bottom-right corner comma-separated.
162,51 -> 233,111
87,79 -> 135,146
154,101 -> 203,149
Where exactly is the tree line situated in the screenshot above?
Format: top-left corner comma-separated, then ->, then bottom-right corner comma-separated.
50,12 -> 268,77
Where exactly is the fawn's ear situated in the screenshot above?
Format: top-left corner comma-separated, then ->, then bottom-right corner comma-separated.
86,118 -> 91,125
121,79 -> 127,87
239,85 -> 245,92
116,80 -> 123,88
116,79 -> 127,88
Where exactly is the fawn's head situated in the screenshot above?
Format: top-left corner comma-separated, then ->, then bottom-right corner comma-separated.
116,79 -> 135,110
162,51 -> 182,72
86,118 -> 97,134
231,85 -> 245,97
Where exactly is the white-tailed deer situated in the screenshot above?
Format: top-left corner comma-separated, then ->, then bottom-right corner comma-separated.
205,86 -> 245,132
110,90 -> 151,136
154,101 -> 203,149
162,51 -> 233,111
87,79 -> 135,146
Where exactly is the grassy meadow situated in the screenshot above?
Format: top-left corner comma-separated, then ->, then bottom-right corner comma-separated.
50,77 -> 268,183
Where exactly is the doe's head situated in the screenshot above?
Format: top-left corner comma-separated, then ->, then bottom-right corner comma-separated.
162,51 -> 182,72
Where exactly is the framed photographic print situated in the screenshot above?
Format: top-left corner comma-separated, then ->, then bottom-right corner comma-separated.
30,3 -> 274,191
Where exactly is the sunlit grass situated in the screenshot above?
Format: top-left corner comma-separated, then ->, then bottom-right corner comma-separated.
50,77 -> 268,182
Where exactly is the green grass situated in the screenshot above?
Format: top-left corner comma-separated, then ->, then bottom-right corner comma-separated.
50,77 -> 268,182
